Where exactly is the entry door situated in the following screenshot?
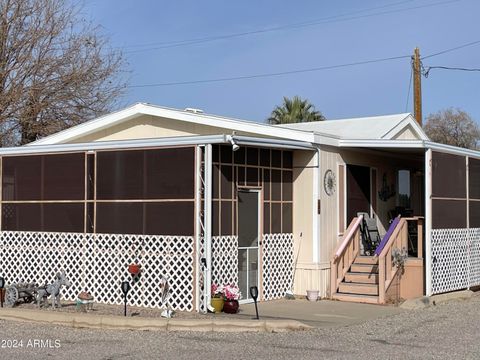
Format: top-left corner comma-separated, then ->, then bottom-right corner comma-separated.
237,190 -> 260,303
346,165 -> 371,222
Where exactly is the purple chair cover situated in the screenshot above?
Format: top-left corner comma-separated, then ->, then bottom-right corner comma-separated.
374,216 -> 401,256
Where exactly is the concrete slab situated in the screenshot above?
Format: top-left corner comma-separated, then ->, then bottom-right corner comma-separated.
236,298 -> 404,328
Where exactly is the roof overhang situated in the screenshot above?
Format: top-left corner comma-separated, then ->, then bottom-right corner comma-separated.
29,103 -> 317,146
7,134 -> 314,156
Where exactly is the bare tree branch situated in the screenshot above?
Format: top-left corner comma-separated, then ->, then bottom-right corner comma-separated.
0,0 -> 126,145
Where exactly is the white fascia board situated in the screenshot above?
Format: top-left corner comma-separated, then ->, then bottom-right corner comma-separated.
31,103 -> 316,146
425,141 -> 480,159
380,114 -> 429,141
138,104 -> 316,143
338,139 -> 426,149
28,104 -> 143,145
8,134 -> 315,156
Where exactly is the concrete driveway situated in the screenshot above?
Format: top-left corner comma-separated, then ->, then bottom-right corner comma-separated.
236,298 -> 404,328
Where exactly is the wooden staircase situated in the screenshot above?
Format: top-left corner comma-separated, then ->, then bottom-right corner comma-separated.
330,215 -> 412,304
333,255 -> 380,304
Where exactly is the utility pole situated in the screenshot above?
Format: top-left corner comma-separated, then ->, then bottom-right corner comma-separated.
413,47 -> 422,126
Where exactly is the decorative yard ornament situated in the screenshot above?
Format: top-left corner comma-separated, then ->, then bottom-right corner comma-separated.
121,281 -> 131,317
159,275 -> 174,318
36,271 -> 71,308
323,169 -> 336,196
378,173 -> 396,201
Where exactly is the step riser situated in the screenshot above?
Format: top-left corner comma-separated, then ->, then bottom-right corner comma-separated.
344,273 -> 378,284
338,283 -> 379,296
350,264 -> 379,273
332,294 -> 379,304
354,256 -> 379,265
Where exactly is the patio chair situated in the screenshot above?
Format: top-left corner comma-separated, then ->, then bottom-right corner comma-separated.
357,212 -> 381,255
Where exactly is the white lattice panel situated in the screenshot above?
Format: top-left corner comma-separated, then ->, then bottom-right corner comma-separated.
211,236 -> 238,286
262,233 -> 294,300
431,228 -> 471,294
0,232 -> 195,311
469,228 -> 480,287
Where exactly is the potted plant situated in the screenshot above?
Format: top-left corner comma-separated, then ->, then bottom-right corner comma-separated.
128,239 -> 144,276
210,284 -> 225,313
222,284 -> 241,314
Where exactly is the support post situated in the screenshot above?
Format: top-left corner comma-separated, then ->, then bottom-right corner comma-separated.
425,149 -> 432,296
204,144 -> 213,312
194,145 -> 202,311
413,47 -> 423,126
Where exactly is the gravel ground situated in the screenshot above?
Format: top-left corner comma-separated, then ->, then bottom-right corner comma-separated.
0,294 -> 479,360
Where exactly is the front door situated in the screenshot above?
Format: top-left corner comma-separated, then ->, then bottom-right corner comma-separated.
237,190 -> 260,303
347,165 -> 371,222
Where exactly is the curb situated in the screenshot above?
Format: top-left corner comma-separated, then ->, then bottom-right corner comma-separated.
400,290 -> 473,310
0,308 -> 312,333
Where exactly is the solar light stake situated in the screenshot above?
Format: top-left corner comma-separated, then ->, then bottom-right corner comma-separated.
249,286 -> 259,320
0,277 -> 4,308
121,281 -> 131,317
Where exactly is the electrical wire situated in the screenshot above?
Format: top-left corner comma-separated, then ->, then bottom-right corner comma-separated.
123,0 -> 460,54
128,54 -> 410,88
405,62 -> 413,112
422,39 -> 480,59
424,65 -> 480,77
121,0 -> 417,51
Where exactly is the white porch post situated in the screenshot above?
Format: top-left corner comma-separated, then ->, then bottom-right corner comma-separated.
204,144 -> 213,311
194,145 -> 202,311
312,149 -> 320,263
425,148 -> 433,296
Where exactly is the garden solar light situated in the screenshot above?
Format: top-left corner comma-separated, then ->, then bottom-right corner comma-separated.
121,280 -> 131,316
0,277 -> 4,308
250,286 -> 259,320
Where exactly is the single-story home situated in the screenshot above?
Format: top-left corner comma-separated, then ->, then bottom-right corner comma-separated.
0,102 -> 477,311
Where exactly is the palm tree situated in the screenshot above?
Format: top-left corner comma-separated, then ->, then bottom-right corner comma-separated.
268,96 -> 325,124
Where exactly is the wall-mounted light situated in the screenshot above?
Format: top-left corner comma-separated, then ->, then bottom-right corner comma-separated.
226,134 -> 239,152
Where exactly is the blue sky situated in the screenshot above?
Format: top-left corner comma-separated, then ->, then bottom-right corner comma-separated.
82,0 -> 479,123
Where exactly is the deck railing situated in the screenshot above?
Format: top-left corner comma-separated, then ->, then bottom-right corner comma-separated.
377,217 -> 408,303
330,215 -> 363,297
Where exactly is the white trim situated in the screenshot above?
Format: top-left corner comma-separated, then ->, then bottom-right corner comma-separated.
339,139 -> 426,148
312,150 -> 319,263
194,146 -> 202,311
30,103 -> 317,145
425,149 -> 433,296
204,144 -> 213,311
380,114 -> 429,141
425,141 -> 480,159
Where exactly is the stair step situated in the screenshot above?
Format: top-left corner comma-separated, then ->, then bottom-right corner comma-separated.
344,272 -> 379,284
332,293 -> 379,304
350,263 -> 379,274
338,282 -> 379,296
354,256 -> 378,265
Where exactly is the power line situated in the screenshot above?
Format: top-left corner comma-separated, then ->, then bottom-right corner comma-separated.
405,62 -> 413,112
424,65 -> 480,77
128,54 -> 410,88
422,39 -> 480,59
121,0 -> 417,51
124,0 -> 460,54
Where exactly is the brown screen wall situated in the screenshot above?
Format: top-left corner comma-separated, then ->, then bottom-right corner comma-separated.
212,145 -> 293,236
1,147 -> 196,235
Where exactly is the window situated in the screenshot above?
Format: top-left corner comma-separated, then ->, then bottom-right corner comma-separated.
398,170 -> 411,208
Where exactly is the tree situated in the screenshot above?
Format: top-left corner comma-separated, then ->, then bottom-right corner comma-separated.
0,0 -> 126,145
267,96 -> 325,124
424,108 -> 480,150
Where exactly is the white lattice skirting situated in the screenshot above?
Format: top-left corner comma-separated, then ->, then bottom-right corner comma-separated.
262,233 -> 294,300
0,231 -> 195,311
211,236 -> 238,287
431,228 -> 480,294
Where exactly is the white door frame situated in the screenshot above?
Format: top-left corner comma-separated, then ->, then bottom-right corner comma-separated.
237,188 -> 261,304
